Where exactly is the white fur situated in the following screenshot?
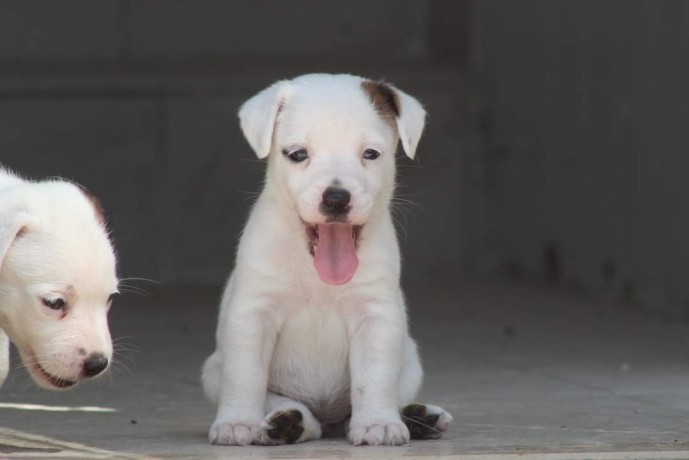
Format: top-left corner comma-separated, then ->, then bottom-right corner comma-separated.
202,74 -> 447,446
0,168 -> 118,390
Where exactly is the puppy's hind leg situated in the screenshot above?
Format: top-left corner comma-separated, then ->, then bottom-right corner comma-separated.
260,392 -> 322,445
0,329 -> 8,388
398,337 -> 453,440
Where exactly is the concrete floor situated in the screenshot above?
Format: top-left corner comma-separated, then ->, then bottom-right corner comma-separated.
2,279 -> 689,459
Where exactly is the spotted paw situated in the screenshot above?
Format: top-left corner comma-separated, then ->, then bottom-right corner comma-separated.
262,409 -> 305,445
401,403 -> 453,440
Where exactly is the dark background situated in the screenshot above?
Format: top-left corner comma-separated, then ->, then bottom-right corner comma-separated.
1,0 -> 687,313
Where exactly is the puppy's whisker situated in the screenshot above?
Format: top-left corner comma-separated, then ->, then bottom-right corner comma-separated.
393,190 -> 423,197
119,286 -> 151,297
119,289 -> 149,297
119,282 -> 150,289
391,214 -> 409,241
238,188 -> 262,197
109,360 -> 134,377
118,277 -> 162,285
390,198 -> 424,210
11,361 -> 27,374
400,414 -> 453,440
111,338 -> 141,351
112,347 -> 139,366
112,342 -> 140,353
112,335 -> 136,342
241,193 -> 261,204
113,344 -> 141,355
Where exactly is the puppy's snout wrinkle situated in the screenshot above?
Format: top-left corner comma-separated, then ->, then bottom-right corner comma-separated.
83,353 -> 108,377
320,188 -> 351,217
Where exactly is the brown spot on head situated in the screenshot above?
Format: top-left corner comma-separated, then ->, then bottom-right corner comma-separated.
361,80 -> 399,131
81,189 -> 107,227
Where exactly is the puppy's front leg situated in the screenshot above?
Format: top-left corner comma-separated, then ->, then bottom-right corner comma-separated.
347,303 -> 409,446
0,328 -> 8,388
210,298 -> 278,446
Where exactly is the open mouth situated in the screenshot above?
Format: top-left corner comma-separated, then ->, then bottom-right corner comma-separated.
25,351 -> 77,389
305,223 -> 362,285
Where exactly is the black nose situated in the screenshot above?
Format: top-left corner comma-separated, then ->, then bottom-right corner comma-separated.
321,188 -> 351,216
83,354 -> 108,377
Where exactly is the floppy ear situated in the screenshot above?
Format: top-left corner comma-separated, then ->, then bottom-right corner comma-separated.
238,80 -> 294,159
362,80 -> 427,160
390,85 -> 427,160
0,209 -> 29,270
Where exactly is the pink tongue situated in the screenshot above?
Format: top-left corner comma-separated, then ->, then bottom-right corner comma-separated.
314,224 -> 359,285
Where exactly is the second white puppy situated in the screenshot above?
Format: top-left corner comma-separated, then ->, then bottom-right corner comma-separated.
0,168 -> 118,390
202,74 -> 452,446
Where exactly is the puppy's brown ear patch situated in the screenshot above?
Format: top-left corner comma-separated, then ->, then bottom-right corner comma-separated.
81,189 -> 107,227
361,80 -> 400,129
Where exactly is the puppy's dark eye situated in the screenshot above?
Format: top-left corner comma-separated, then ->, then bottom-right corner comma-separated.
363,149 -> 381,160
283,148 -> 309,163
42,298 -> 65,310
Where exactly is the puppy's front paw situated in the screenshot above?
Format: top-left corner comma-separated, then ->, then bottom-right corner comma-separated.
209,420 -> 264,446
348,418 -> 410,446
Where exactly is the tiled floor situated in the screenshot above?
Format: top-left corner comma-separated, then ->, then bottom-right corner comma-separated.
2,279 -> 689,459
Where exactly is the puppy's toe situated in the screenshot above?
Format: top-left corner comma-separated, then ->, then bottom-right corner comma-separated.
348,419 -> 410,446
262,410 -> 305,445
209,421 -> 264,446
401,403 -> 453,440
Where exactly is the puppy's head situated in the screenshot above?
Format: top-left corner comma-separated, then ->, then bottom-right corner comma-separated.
0,178 -> 118,389
239,74 -> 426,285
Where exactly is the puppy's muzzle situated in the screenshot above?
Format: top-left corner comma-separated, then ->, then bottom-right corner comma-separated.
83,353 -> 109,378
320,187 -> 351,219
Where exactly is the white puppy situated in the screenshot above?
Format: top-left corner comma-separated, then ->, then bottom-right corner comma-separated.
0,168 -> 118,390
202,73 -> 452,446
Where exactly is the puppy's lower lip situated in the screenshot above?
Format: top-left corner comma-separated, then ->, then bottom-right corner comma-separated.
27,350 -> 77,389
34,363 -> 77,388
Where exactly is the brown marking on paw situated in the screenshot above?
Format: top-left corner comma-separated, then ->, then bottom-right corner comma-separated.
402,404 -> 442,440
266,410 -> 304,444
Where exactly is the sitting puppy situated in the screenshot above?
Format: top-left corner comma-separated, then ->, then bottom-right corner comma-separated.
0,168 -> 118,390
202,74 -> 452,446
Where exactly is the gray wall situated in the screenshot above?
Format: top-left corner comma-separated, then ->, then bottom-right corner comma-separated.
474,1 -> 689,309
0,1 -> 470,285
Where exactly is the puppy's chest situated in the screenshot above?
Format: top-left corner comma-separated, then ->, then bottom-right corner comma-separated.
268,302 -> 352,421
